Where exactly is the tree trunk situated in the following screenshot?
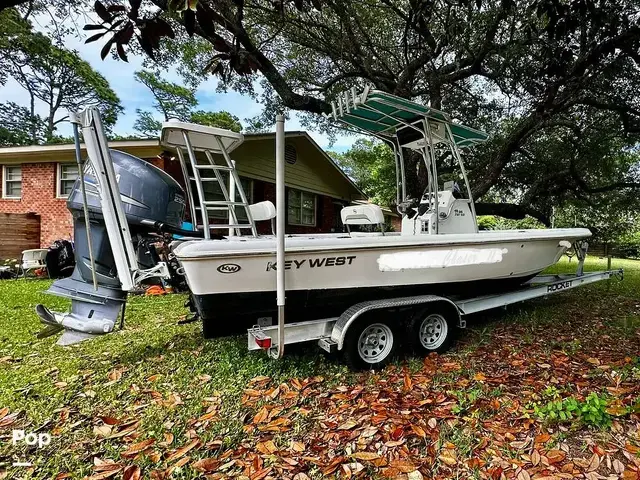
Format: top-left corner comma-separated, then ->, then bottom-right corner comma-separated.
401,149 -> 430,200
46,114 -> 55,142
471,112 -> 541,199
29,91 -> 36,143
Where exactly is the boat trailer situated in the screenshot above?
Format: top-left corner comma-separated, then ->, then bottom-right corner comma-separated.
249,266 -> 623,368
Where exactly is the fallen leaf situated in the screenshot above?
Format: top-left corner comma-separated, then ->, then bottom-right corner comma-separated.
256,440 -> 278,454
122,439 -> 155,457
94,424 -> 112,437
439,452 -> 457,466
165,439 -> 199,463
338,419 -> 358,430
99,416 -> 120,426
250,467 -> 272,480
587,453 -> 600,473
613,459 -> 625,474
546,449 -> 566,464
403,373 -> 412,391
192,458 -> 219,472
291,441 -> 305,452
122,465 -> 141,480
252,406 -> 269,424
351,452 -> 380,461
159,432 -> 174,447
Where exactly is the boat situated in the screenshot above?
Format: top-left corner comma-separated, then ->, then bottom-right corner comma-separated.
36,88 -> 592,346
165,88 -> 591,335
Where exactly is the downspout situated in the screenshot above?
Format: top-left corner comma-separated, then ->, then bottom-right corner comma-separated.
270,114 -> 286,359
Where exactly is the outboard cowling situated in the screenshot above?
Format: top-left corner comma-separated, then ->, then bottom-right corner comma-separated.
36,149 -> 186,345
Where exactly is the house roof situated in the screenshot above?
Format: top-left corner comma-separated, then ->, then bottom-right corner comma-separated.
0,132 -> 365,201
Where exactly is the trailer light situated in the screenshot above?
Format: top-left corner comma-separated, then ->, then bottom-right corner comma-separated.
255,337 -> 272,349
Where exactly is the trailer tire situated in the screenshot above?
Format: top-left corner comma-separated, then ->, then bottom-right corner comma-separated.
343,315 -> 398,370
407,304 -> 457,355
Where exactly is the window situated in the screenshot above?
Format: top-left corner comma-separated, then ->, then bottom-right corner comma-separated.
288,188 -> 316,226
57,163 -> 79,198
2,165 -> 22,199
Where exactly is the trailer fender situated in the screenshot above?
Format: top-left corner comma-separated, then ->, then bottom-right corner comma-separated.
331,295 -> 462,351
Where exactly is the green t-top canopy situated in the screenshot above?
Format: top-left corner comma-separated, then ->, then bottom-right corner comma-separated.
329,88 -> 488,148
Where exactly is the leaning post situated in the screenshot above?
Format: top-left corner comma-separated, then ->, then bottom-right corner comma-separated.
271,114 -> 286,359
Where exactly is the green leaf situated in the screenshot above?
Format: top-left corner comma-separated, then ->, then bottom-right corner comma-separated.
83,24 -> 106,31
94,1 -> 113,23
100,36 -> 115,60
85,32 -> 107,44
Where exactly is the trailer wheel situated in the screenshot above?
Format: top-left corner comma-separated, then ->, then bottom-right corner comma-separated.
343,316 -> 398,370
408,304 -> 457,355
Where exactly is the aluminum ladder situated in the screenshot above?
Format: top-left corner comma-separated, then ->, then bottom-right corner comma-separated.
175,131 -> 257,238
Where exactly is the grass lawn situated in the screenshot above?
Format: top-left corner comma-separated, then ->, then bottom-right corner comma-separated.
0,257 -> 639,479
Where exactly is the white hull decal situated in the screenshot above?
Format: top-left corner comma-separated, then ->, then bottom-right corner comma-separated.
377,248 -> 507,271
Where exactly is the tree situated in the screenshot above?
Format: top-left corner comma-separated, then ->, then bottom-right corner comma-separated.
134,70 -> 197,121
134,71 -> 243,135
0,102 -> 46,146
0,8 -> 31,87
133,109 -> 163,137
4,14 -> 123,142
330,140 -> 396,208
190,110 -> 242,132
4,0 -> 639,223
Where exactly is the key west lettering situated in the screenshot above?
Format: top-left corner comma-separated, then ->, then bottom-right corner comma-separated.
266,256 -> 356,271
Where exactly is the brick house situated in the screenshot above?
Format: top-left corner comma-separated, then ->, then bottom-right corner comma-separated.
0,132 -> 384,249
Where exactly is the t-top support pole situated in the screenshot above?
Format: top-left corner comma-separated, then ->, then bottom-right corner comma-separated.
270,114 -> 286,359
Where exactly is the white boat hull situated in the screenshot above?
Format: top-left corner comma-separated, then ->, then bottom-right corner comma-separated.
174,228 -> 590,295
172,228 -> 590,335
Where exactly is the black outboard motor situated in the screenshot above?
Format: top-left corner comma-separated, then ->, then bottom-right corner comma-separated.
36,150 -> 187,345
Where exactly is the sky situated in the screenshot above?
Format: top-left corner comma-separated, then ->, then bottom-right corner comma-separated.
0,13 -> 361,153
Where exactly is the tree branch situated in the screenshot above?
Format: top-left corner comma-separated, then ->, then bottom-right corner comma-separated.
475,202 -> 550,226
196,1 -> 331,114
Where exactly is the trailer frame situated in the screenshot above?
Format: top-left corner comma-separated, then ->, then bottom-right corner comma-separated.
248,268 -> 623,364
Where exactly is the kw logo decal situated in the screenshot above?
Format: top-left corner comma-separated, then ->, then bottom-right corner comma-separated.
217,263 -> 241,274
266,256 -> 356,271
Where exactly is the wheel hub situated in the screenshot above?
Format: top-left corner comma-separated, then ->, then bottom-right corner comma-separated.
419,313 -> 448,350
357,323 -> 393,364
